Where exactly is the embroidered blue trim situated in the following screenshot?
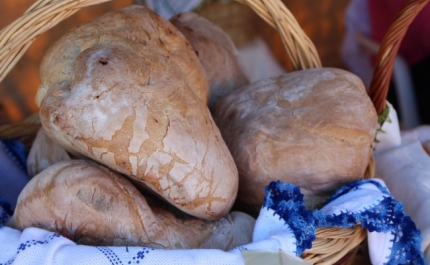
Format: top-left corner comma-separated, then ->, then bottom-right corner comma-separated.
263,180 -> 425,264
325,179 -> 391,204
264,181 -> 316,255
320,179 -> 424,264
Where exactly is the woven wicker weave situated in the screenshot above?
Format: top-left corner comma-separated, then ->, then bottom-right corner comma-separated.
0,0 -> 427,264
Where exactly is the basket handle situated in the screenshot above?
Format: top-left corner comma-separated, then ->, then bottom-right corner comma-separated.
369,0 -> 430,116
0,0 -> 322,84
236,0 -> 321,70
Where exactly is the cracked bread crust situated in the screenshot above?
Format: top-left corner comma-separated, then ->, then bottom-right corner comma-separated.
12,160 -> 253,249
214,68 -> 378,208
37,6 -> 238,220
36,5 -> 209,107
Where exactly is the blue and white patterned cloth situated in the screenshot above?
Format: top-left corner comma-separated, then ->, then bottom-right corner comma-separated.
0,177 -> 425,264
376,138 -> 430,263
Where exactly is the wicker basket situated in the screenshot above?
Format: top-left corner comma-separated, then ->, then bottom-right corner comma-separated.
0,0 -> 428,264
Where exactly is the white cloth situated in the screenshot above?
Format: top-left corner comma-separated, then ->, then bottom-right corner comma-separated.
401,125 -> 430,146
373,101 -> 402,156
372,103 -> 430,263
252,208 -> 296,256
0,207 -> 305,265
376,140 -> 430,263
0,178 -> 415,265
0,226 -> 244,265
320,179 -> 393,265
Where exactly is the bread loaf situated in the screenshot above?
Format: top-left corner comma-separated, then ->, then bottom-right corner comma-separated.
214,68 -> 378,208
170,12 -> 249,111
27,127 -> 71,178
36,6 -> 238,220
36,6 -> 209,107
11,160 -> 254,249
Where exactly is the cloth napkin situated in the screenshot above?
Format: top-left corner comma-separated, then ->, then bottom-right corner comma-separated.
371,100 -> 430,263
375,140 -> 430,263
401,125 -> 430,146
0,176 -> 424,264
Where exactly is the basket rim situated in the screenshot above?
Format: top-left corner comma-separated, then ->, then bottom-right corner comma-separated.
0,0 -> 428,264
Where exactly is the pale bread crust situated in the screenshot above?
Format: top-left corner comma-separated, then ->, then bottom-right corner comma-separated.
170,12 -> 249,111
37,6 -> 238,220
12,160 -> 254,249
27,127 -> 71,178
36,6 -> 209,107
214,68 -> 378,207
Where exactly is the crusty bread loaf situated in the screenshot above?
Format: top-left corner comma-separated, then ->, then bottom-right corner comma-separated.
170,12 -> 249,111
27,127 -> 71,178
36,6 -> 238,220
36,6 -> 209,107
11,160 -> 254,249
214,68 -> 378,208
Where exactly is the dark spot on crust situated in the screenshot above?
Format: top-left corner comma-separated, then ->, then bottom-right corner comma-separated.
154,118 -> 158,123
195,50 -> 199,57
98,58 -> 108,65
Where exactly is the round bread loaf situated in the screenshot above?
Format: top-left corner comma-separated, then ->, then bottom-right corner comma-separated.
170,12 -> 249,111
36,6 -> 238,220
27,127 -> 72,178
214,68 -> 378,208
11,160 -> 254,249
